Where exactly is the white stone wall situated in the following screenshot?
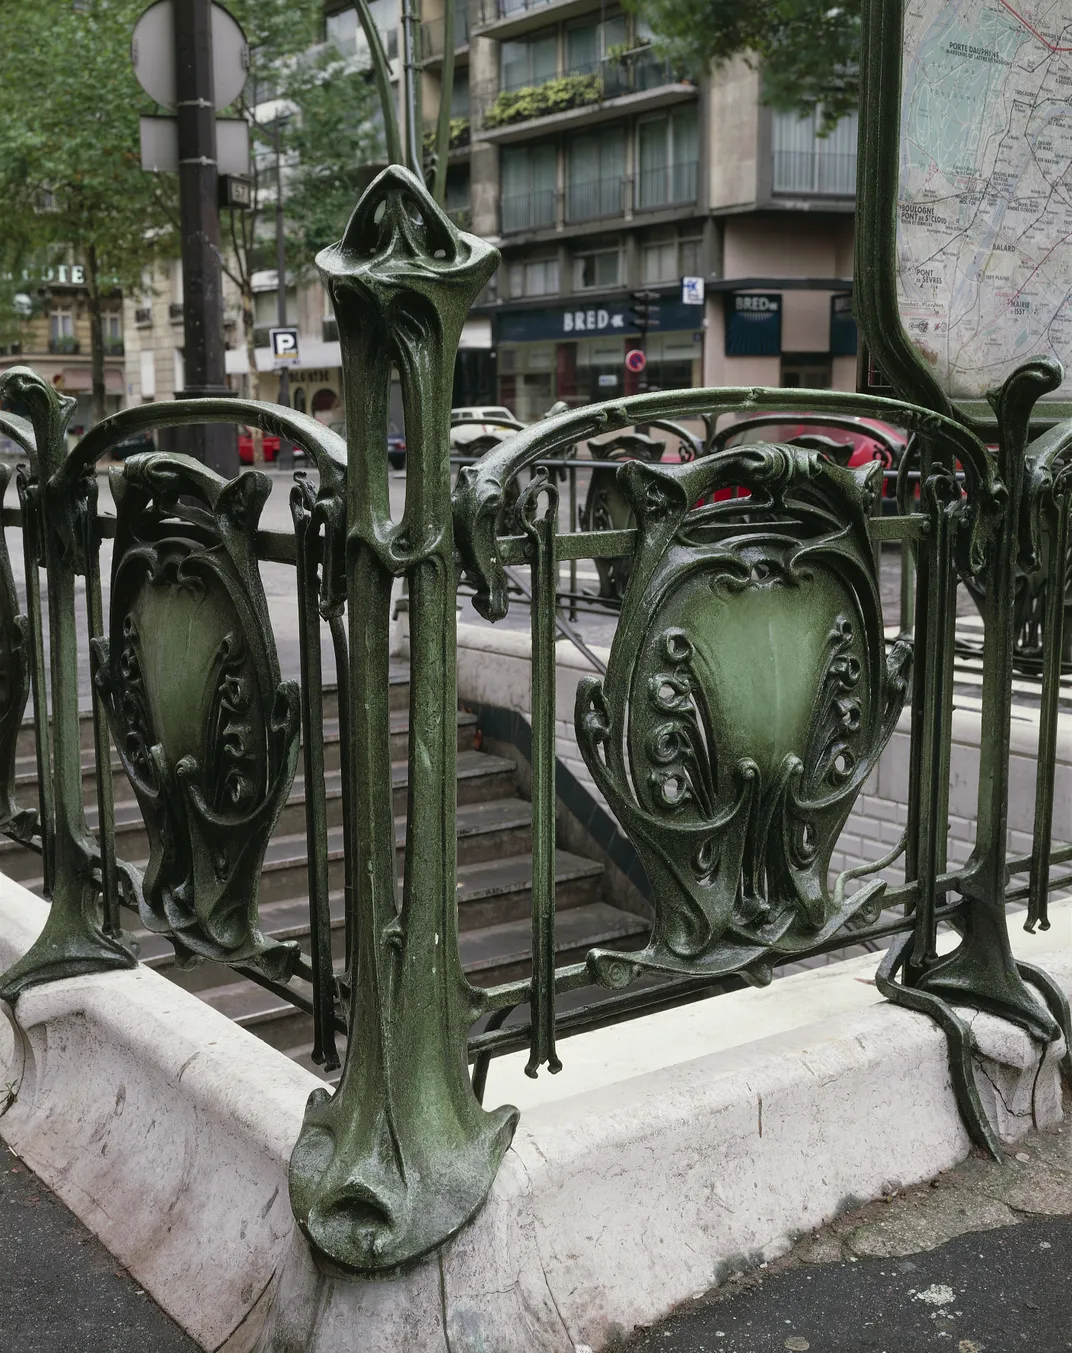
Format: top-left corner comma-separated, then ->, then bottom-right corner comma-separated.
456,620 -> 1072,901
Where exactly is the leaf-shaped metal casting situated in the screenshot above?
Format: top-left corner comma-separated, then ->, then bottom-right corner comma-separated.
92,454 -> 301,979
575,445 -> 913,989
0,368 -> 135,1000
0,463 -> 35,846
288,166 -> 518,1276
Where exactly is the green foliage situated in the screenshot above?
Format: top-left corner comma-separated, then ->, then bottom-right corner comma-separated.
631,0 -> 861,130
423,118 -> 470,156
274,49 -> 384,267
0,0 -> 178,333
483,74 -> 603,129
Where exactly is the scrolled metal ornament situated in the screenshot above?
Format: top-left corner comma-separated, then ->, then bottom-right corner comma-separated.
288,166 -> 518,1276
575,445 -> 913,988
92,454 -> 302,978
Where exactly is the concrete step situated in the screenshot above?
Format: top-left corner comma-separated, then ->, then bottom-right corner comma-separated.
4,750 -> 521,895
12,674 -> 413,763
0,710 -> 481,884
197,899 -> 646,1057
137,845 -> 606,998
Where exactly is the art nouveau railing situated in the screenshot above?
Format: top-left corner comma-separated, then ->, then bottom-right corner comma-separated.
0,168 -> 1071,1276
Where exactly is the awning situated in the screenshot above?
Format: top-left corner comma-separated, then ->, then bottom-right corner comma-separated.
60,366 -> 125,394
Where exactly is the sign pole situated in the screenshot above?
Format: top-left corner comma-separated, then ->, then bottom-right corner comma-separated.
275,125 -> 293,469
173,0 -> 238,476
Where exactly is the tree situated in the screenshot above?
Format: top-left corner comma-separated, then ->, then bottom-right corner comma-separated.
0,0 -> 177,424
634,0 -> 861,132
216,3 -> 383,458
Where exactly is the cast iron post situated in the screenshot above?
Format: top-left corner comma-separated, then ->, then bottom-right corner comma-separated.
174,0 -> 238,477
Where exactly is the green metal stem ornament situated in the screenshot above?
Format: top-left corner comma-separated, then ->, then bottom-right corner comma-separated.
287,167 -> 519,1275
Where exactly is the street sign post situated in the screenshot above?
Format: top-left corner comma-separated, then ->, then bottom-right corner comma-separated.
270,327 -> 301,364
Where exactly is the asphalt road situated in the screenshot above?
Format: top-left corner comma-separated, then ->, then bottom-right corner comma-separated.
624,1218 -> 1072,1353
0,1144 -> 199,1353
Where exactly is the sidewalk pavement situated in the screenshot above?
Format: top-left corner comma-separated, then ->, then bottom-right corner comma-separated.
624,1115 -> 1072,1353
0,1142 -> 198,1353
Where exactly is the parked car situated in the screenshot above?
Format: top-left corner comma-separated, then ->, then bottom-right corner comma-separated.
710,413 -> 908,509
110,429 -> 157,459
326,419 -> 407,469
237,426 -> 281,465
449,406 -> 523,449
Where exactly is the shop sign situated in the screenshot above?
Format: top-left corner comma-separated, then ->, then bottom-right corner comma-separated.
724,292 -> 781,357
830,292 -> 858,357
498,298 -> 706,345
681,276 -> 705,305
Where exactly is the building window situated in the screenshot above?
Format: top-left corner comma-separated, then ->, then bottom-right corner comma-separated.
450,69 -> 469,119
781,355 -> 832,388
641,240 -> 677,284
326,2 -> 398,61
572,248 -> 620,290
566,128 -> 625,222
565,13 -> 626,77
679,236 -> 703,277
637,109 -> 699,210
501,143 -> 556,233
104,313 -> 121,340
49,309 -> 74,340
507,258 -> 560,298
772,109 -> 858,196
500,32 -> 557,93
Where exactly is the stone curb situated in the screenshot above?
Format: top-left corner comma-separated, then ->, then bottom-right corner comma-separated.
0,874 -> 1068,1352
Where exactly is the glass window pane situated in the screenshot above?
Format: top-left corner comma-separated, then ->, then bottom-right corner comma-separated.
501,40 -> 528,91
532,35 -> 557,83
567,24 -> 597,74
638,117 -> 668,208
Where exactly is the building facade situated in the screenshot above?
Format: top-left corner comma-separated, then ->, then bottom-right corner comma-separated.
1,260 -> 127,436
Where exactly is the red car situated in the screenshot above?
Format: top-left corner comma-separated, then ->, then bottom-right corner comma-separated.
238,426 -> 282,464
709,414 -> 908,508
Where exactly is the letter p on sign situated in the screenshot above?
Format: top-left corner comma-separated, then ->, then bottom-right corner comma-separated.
270,327 -> 301,363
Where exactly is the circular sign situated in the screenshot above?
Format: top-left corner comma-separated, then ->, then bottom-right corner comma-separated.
132,0 -> 248,113
625,349 -> 647,374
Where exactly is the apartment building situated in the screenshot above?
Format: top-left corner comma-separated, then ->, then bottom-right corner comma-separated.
129,3 -> 861,427
453,1 -> 858,420
1,260 -> 127,434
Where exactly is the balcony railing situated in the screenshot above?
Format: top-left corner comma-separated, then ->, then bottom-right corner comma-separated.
565,176 -> 624,223
134,306 -> 152,327
476,51 -> 689,131
168,302 -> 184,323
103,337 -> 124,356
772,149 -> 857,197
47,336 -> 79,354
635,159 -> 699,211
501,186 -> 556,232
1,165 -> 1069,1286
421,8 -> 469,58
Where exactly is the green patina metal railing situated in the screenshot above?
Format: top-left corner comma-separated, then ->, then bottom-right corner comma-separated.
0,0 -> 1071,1279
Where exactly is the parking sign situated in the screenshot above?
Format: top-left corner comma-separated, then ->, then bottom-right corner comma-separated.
270,327 -> 301,363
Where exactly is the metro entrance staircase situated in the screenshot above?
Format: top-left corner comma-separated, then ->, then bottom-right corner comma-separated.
0,665 -> 649,1077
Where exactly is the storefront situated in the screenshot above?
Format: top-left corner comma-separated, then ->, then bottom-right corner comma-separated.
495,297 -> 705,421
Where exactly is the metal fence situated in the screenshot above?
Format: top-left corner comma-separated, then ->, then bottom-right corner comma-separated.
1,166 -> 1071,1279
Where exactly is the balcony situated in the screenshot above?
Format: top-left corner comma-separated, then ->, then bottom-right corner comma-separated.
48,337 -> 79,355
421,9 -> 469,60
565,176 -> 624,223
474,0 -> 607,40
169,302 -> 184,323
473,55 -> 695,141
134,306 -> 152,327
636,159 -> 699,211
772,149 -> 857,198
103,337 -> 125,356
501,187 -> 556,233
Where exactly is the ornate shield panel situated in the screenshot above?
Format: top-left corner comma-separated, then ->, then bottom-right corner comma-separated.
576,445 -> 912,988
93,455 -> 301,978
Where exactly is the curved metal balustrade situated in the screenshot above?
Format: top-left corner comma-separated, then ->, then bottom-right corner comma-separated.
0,165 -> 1069,1279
